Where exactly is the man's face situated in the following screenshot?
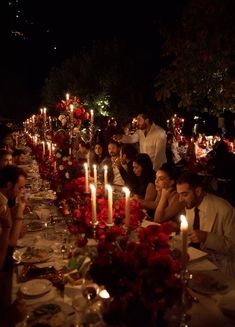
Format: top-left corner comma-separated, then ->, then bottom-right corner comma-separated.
8,175 -> 26,200
176,182 -> 201,209
1,154 -> 13,167
108,144 -> 119,157
136,115 -> 147,130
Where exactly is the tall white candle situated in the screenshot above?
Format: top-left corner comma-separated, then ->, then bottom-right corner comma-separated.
90,109 -> 94,124
103,165 -> 108,191
43,108 -> 47,125
47,141 -> 52,157
93,164 -> 97,188
106,184 -> 113,224
53,161 -> 57,173
180,215 -> 188,269
42,141 -> 46,157
66,93 -> 70,101
123,187 -> 130,228
70,104 -> 74,124
90,184 -> 97,224
84,163 -> 89,193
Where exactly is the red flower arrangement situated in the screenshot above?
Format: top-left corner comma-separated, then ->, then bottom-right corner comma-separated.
58,179 -> 145,246
56,95 -> 90,129
89,223 -> 182,326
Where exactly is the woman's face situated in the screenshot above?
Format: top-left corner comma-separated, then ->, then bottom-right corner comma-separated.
155,170 -> 172,191
133,161 -> 143,176
95,144 -> 103,156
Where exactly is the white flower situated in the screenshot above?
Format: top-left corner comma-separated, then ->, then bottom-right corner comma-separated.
65,172 -> 70,179
62,156 -> 68,162
68,161 -> 72,166
56,152 -> 62,158
59,165 -> 64,170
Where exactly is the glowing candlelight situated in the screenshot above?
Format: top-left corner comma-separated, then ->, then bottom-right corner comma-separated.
106,184 -> 113,224
90,109 -> 94,124
180,215 -> 188,269
66,93 -> 70,101
90,184 -> 97,224
43,108 -> 47,125
47,141 -> 52,157
93,164 -> 97,188
42,141 -> 45,157
103,165 -> 108,191
99,289 -> 110,299
123,187 -> 130,228
84,163 -> 89,193
70,104 -> 74,124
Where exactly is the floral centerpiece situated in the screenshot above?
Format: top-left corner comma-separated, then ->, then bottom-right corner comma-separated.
90,223 -> 182,327
56,95 -> 90,130
59,182 -> 145,247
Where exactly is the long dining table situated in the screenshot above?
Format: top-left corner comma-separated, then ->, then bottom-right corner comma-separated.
8,161 -> 235,327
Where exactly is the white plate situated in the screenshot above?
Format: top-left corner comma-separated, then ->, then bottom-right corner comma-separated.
189,271 -> 229,295
13,247 -> 53,263
20,279 -> 52,297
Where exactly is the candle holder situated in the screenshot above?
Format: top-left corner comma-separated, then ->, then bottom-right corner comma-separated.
179,268 -> 192,327
106,222 -> 114,228
91,220 -> 99,239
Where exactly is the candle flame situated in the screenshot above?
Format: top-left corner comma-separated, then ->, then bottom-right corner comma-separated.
180,215 -> 188,231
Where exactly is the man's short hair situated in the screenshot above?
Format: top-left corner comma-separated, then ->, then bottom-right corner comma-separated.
138,113 -> 153,124
0,165 -> 27,188
177,171 -> 203,188
120,144 -> 138,160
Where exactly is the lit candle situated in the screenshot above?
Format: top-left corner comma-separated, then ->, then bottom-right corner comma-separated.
106,184 -> 113,224
103,165 -> 108,192
53,161 -> 57,173
93,164 -> 97,188
84,163 -> 89,193
47,141 -> 52,157
42,141 -> 45,157
90,109 -> 94,124
66,93 -> 70,101
40,108 -> 43,116
123,187 -> 130,228
32,115 -> 35,126
180,215 -> 188,269
43,108 -> 47,124
90,184 -> 97,224
70,104 -> 74,124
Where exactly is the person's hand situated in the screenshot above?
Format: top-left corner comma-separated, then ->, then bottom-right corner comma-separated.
188,230 -> 208,243
112,134 -> 122,142
160,187 -> 174,201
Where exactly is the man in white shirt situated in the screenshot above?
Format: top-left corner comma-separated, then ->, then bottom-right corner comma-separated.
176,171 -> 235,275
113,113 -> 167,172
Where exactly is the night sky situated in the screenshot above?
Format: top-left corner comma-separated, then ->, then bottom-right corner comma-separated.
2,0 -> 182,120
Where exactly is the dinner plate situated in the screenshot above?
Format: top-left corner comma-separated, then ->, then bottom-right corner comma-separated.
189,271 -> 229,295
20,279 -> 52,297
13,246 -> 53,263
26,302 -> 74,327
27,220 -> 44,232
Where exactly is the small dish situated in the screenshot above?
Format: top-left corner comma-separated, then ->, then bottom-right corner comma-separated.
20,279 -> 52,297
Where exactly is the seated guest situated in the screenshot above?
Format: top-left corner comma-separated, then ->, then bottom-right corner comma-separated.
0,166 -> 27,326
0,134 -> 15,153
77,141 -> 94,166
154,163 -> 185,223
101,140 -> 124,186
0,165 -> 27,272
132,153 -> 156,202
0,149 -> 13,169
12,149 -> 26,166
92,142 -> 108,166
119,144 -> 138,192
176,171 -> 235,275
